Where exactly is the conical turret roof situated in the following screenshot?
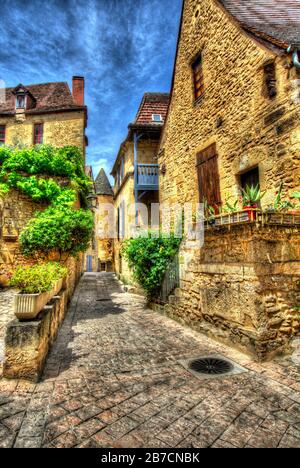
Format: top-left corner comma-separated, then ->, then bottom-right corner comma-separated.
95,168 -> 114,196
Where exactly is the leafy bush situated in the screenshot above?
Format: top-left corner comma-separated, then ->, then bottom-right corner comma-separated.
0,145 -> 90,205
10,262 -> 68,294
122,233 -> 181,296
0,145 -> 93,257
20,206 -> 94,257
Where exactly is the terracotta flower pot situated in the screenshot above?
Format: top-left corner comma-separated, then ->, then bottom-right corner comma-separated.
243,205 -> 257,221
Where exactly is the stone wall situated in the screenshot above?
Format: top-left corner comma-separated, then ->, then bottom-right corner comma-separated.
3,255 -> 82,382
151,224 -> 300,361
159,0 -> 300,210
0,110 -> 86,159
0,189 -> 46,285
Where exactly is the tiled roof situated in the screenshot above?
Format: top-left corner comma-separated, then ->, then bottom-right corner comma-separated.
95,168 -> 114,196
218,0 -> 300,49
0,82 -> 85,115
135,93 -> 170,125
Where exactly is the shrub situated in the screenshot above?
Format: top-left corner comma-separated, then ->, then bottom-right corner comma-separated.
0,145 -> 91,205
122,233 -> 181,296
0,145 -> 93,257
20,206 -> 94,257
10,262 -> 68,294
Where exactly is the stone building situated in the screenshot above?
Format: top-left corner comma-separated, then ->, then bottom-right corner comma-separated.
159,0 -> 300,209
0,77 -> 88,285
83,167 -> 114,273
154,0 -> 300,360
0,77 -> 87,158
94,168 -> 114,273
111,93 -> 169,282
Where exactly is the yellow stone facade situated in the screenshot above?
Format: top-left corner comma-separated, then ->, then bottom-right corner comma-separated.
0,110 -> 86,158
113,139 -> 159,283
159,0 -> 300,209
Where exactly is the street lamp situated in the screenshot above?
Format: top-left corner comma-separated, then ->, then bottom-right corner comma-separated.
86,194 -> 98,211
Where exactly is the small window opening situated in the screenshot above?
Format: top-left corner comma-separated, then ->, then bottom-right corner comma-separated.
192,54 -> 204,100
264,62 -> 277,98
240,166 -> 260,192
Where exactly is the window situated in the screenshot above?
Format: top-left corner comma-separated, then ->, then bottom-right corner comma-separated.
196,143 -> 221,212
34,123 -> 43,145
192,54 -> 204,100
152,114 -> 162,122
0,125 -> 5,146
240,167 -> 260,191
117,201 -> 125,240
16,95 -> 26,109
263,62 -> 277,98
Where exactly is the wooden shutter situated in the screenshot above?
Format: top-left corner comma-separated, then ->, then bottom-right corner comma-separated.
196,144 -> 221,211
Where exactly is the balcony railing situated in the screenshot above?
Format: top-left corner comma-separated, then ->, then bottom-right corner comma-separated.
136,164 -> 159,190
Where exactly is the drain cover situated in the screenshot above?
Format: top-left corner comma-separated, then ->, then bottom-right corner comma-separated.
189,357 -> 233,375
179,354 -> 248,380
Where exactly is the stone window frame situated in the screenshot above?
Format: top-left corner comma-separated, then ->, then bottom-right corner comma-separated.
192,52 -> 205,102
262,59 -> 277,99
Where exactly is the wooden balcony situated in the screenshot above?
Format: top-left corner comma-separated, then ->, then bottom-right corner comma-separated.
135,164 -> 159,191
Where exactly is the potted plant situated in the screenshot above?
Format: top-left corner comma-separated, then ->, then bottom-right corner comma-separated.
242,184 -> 266,221
203,199 -> 216,228
10,262 -> 67,320
290,191 -> 300,215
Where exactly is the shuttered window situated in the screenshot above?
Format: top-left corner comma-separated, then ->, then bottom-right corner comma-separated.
0,125 -> 5,145
33,123 -> 43,145
196,144 -> 221,211
192,55 -> 204,100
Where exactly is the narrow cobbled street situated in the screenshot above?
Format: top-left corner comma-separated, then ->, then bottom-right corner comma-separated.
0,273 -> 300,448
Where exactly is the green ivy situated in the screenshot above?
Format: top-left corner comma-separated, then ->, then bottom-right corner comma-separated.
0,145 -> 90,205
0,144 -> 93,257
122,233 -> 181,297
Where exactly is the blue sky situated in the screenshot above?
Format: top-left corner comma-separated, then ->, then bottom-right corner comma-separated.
0,0 -> 182,179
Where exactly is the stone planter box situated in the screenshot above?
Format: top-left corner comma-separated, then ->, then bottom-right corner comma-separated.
14,279 -> 63,320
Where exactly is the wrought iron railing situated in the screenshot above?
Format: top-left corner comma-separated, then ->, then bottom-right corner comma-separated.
156,255 -> 180,304
136,164 -> 159,189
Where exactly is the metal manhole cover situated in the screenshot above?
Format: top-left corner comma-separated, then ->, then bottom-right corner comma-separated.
179,354 -> 248,380
189,357 -> 233,375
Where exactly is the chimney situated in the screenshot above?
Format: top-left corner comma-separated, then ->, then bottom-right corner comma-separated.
72,76 -> 85,106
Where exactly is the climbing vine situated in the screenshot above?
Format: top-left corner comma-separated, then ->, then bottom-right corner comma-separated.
0,145 -> 94,257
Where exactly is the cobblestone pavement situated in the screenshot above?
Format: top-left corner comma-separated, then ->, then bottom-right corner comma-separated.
0,273 -> 300,448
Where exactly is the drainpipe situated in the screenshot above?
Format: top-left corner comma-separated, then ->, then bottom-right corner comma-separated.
134,131 -> 139,227
287,45 -> 300,68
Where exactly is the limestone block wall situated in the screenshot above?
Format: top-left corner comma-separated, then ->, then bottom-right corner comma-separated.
152,224 -> 300,361
0,111 -> 86,158
159,0 -> 300,210
0,190 -> 46,284
3,255 -> 82,381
